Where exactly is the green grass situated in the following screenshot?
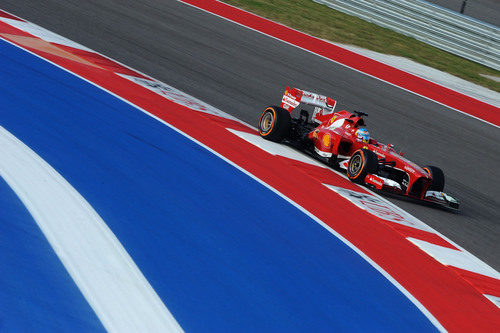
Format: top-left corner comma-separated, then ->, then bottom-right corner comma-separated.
221,0 -> 500,93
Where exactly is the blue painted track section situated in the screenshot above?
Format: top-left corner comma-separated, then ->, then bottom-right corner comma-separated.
0,39 -> 437,332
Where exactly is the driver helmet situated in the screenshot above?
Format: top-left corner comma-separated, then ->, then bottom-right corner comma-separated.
356,128 -> 370,143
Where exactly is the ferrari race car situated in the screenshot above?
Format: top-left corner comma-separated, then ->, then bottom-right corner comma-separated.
258,87 -> 459,210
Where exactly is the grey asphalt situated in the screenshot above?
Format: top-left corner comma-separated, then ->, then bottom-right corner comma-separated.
2,0 -> 499,270
425,0 -> 499,26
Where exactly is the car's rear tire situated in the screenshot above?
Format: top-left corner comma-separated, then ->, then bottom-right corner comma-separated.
258,106 -> 291,142
423,165 -> 445,191
347,149 -> 378,183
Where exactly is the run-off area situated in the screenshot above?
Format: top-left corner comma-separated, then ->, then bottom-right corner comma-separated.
0,39 -> 438,331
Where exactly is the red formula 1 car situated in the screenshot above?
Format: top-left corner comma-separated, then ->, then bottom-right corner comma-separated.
258,87 -> 459,209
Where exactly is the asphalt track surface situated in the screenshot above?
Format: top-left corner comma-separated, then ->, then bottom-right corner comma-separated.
3,0 -> 499,271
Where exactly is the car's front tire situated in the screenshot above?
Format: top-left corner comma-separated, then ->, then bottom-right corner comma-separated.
423,165 -> 445,191
258,106 -> 291,142
347,149 -> 378,183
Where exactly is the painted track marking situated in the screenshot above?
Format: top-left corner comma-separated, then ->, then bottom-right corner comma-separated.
0,126 -> 182,333
408,238 -> 500,279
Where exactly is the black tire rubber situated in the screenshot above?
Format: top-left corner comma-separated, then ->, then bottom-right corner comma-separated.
423,165 -> 445,192
347,149 -> 379,183
258,106 -> 291,142
328,154 -> 338,168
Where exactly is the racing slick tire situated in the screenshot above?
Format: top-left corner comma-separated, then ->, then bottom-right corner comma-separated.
258,106 -> 291,142
423,165 -> 445,192
347,149 -> 378,183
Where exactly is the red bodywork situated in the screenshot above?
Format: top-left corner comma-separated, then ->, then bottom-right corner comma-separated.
280,87 -> 433,198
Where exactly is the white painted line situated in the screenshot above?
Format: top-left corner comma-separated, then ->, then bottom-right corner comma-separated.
0,35 -> 445,332
227,128 -> 327,168
0,126 -> 183,333
177,0 -> 500,129
408,238 -> 500,280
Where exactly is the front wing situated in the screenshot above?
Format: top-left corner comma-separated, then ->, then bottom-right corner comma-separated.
338,161 -> 460,210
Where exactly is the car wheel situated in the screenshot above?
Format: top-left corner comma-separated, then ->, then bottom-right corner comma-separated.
347,149 -> 378,183
258,106 -> 291,142
423,165 -> 445,192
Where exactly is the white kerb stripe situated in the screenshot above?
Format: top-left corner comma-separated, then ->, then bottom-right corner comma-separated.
227,128 -> 327,168
0,126 -> 183,333
484,295 -> 500,308
408,238 -> 500,280
0,17 -> 93,51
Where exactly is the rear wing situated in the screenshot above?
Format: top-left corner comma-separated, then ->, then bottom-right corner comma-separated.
280,86 -> 336,112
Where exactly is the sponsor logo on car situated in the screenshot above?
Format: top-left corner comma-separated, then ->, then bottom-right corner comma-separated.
282,95 -> 299,108
404,165 -> 416,174
322,133 -> 331,147
367,175 -> 384,188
